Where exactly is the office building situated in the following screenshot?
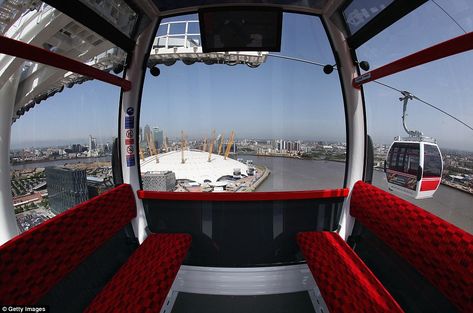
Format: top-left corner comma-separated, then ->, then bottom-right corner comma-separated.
153,127 -> 164,149
45,167 -> 88,214
142,171 -> 176,191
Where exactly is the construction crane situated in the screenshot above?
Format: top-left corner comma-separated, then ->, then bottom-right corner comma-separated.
224,131 -> 235,160
181,130 -> 185,164
208,129 -> 216,162
217,133 -> 224,155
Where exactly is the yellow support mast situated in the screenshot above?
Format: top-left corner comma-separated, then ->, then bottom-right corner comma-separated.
224,130 -> 235,160
208,129 -> 216,162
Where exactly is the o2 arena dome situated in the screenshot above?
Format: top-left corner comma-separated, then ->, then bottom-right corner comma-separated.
140,149 -> 250,188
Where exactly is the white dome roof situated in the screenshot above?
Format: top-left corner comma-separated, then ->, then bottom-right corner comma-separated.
140,150 -> 249,185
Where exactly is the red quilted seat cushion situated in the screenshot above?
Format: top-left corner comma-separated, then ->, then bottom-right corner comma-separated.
350,181 -> 473,313
0,184 -> 136,305
85,233 -> 191,313
297,231 -> 404,313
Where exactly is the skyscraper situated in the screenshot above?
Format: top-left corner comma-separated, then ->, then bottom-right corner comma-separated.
45,167 -> 88,214
144,125 -> 151,141
153,127 -> 164,149
88,135 -> 97,156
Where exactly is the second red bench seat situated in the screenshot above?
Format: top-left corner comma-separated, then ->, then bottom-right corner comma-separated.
85,233 -> 191,312
297,181 -> 473,313
297,231 -> 403,313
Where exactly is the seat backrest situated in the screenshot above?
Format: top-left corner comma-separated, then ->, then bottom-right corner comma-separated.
350,181 -> 473,313
0,184 -> 137,305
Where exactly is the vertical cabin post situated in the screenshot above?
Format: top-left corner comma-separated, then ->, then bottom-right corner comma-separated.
323,17 -> 366,240
0,72 -> 21,244
120,17 -> 159,244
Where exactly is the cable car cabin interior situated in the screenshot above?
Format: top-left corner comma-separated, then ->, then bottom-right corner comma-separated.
0,1 -> 472,313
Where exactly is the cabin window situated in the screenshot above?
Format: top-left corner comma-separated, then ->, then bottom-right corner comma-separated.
388,144 -> 419,175
10,78 -> 120,233
423,145 -> 442,178
405,147 -> 420,175
357,1 -> 473,233
7,2 -> 124,233
139,13 -> 346,193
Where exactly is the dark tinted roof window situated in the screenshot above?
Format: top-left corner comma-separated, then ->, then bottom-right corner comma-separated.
153,0 -> 328,12
343,0 -> 395,34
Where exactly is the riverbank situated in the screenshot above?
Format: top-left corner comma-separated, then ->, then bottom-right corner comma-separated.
11,155 -> 111,170
239,152 -> 346,163
245,165 -> 270,192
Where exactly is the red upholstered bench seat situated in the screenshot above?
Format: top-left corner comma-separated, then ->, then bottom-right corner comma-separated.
350,181 -> 473,313
297,231 -> 404,313
298,181 -> 473,313
85,233 -> 191,312
0,184 -> 192,312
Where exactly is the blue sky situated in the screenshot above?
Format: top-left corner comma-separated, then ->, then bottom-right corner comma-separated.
11,1 -> 473,151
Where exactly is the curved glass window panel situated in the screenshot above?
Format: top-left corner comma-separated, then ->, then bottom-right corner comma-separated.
359,2 -> 473,233
10,77 -> 119,233
405,147 -> 419,175
140,13 -> 346,193
0,1 -> 127,124
343,0 -> 395,34
423,145 -> 442,177
78,0 -> 138,37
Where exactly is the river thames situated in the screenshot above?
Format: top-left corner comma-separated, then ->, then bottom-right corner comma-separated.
242,155 -> 472,233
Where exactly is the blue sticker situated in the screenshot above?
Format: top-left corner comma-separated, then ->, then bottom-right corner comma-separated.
126,107 -> 134,115
125,116 -> 134,129
126,154 -> 135,167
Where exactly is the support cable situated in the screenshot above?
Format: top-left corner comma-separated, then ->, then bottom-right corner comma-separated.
266,53 -> 473,132
267,53 -> 327,67
374,80 -> 473,132
431,0 -> 468,34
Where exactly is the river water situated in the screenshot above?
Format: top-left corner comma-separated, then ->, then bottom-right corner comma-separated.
241,155 -> 472,233
11,156 -> 111,170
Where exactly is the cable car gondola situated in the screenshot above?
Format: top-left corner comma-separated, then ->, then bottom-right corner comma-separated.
385,92 -> 443,199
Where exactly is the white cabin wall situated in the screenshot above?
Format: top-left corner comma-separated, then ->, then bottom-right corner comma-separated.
323,17 -> 366,240
0,71 -> 21,245
120,16 -> 160,244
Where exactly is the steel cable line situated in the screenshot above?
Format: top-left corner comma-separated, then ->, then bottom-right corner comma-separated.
431,0 -> 468,34
371,81 -> 473,131
267,53 -> 327,67
267,53 -> 473,132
